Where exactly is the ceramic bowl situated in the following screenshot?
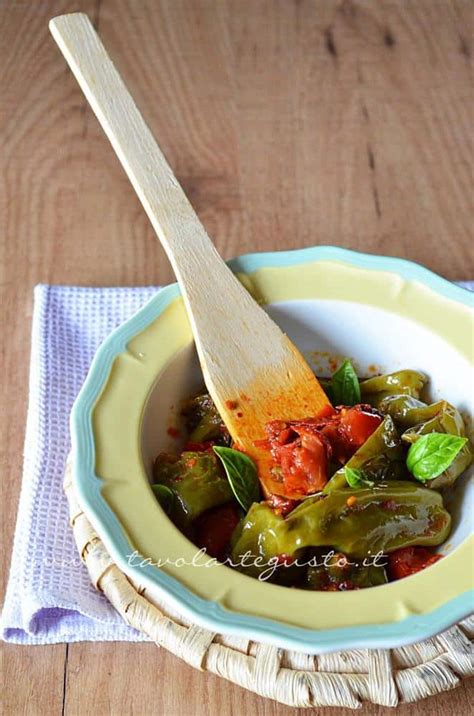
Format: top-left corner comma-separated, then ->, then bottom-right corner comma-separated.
71,247 -> 474,653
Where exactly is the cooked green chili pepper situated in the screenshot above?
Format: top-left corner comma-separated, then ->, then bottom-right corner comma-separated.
381,397 -> 465,433
378,394 -> 428,425
304,550 -> 388,590
153,451 -> 233,521
416,449 -> 472,490
324,416 -> 407,493
231,483 -> 451,576
181,393 -> 230,444
399,401 -> 472,488
360,371 -> 426,409
400,400 -> 467,437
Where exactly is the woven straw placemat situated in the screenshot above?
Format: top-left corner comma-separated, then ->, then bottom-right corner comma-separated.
64,461 -> 474,708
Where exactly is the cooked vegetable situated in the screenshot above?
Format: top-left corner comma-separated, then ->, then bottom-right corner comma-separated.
378,394 -> 427,424
331,405 -> 383,457
397,400 -> 473,488
406,433 -> 469,482
154,366 -> 470,591
382,397 -> 464,433
387,546 -> 442,580
258,419 -> 330,497
305,550 -> 388,590
194,503 -> 241,561
182,393 -> 230,444
213,446 -> 261,511
331,359 -> 361,406
260,406 -> 382,498
324,416 -> 407,493
153,451 -> 233,521
151,483 -> 175,514
344,467 -> 375,489
360,370 -> 426,408
231,483 -> 451,577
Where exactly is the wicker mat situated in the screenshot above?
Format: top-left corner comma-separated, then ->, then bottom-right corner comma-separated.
64,462 -> 474,708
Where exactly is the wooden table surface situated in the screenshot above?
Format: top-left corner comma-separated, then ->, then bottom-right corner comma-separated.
2,0 -> 473,713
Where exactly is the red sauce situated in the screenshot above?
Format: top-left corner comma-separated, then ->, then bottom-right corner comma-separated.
388,547 -> 442,580
381,500 -> 398,511
194,503 -> 240,561
257,405 -> 382,497
167,426 -> 180,438
266,494 -> 299,517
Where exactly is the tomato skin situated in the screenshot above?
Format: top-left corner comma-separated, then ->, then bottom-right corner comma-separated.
338,406 -> 383,448
284,432 -> 328,494
388,547 -> 442,581
259,404 -> 382,497
265,424 -> 330,497
266,494 -> 298,516
194,503 -> 240,561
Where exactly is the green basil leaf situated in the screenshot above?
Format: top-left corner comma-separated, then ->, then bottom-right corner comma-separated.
331,359 -> 361,406
407,432 -> 469,481
344,467 -> 375,489
213,446 -> 261,511
151,483 -> 175,514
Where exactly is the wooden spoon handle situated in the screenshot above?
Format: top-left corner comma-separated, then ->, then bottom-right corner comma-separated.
50,13 -> 331,490
49,13 -> 247,325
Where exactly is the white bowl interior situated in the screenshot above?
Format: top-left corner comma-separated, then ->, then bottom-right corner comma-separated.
142,299 -> 473,553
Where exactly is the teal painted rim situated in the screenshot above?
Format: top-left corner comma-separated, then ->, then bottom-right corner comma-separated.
71,246 -> 474,653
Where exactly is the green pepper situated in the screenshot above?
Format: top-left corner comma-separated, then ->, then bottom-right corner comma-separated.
153,451 -> 233,521
181,393 -> 230,444
360,371 -> 426,409
327,560 -> 388,588
304,550 -> 388,590
399,400 -> 466,436
378,394 -> 428,425
231,482 -> 451,576
324,416 -> 408,493
381,397 -> 464,432
399,401 -> 472,488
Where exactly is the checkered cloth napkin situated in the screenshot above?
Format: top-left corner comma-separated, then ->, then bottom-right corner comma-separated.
2,282 -> 473,644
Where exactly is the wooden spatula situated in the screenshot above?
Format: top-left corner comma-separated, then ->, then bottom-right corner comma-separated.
49,13 -> 331,497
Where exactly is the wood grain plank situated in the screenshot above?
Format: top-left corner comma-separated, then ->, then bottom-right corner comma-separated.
2,643 -> 67,715
1,0 -> 473,714
63,641 -> 474,715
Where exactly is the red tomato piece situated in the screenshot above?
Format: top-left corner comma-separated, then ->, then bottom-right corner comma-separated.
258,404 -> 382,497
266,494 -> 298,516
284,431 -> 329,494
194,503 -> 240,561
263,421 -> 330,496
338,406 -> 383,449
388,547 -> 442,581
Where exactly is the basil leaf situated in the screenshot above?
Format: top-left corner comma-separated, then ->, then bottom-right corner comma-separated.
407,432 -> 468,481
213,446 -> 261,511
331,359 -> 361,406
152,483 -> 175,514
344,467 -> 375,489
